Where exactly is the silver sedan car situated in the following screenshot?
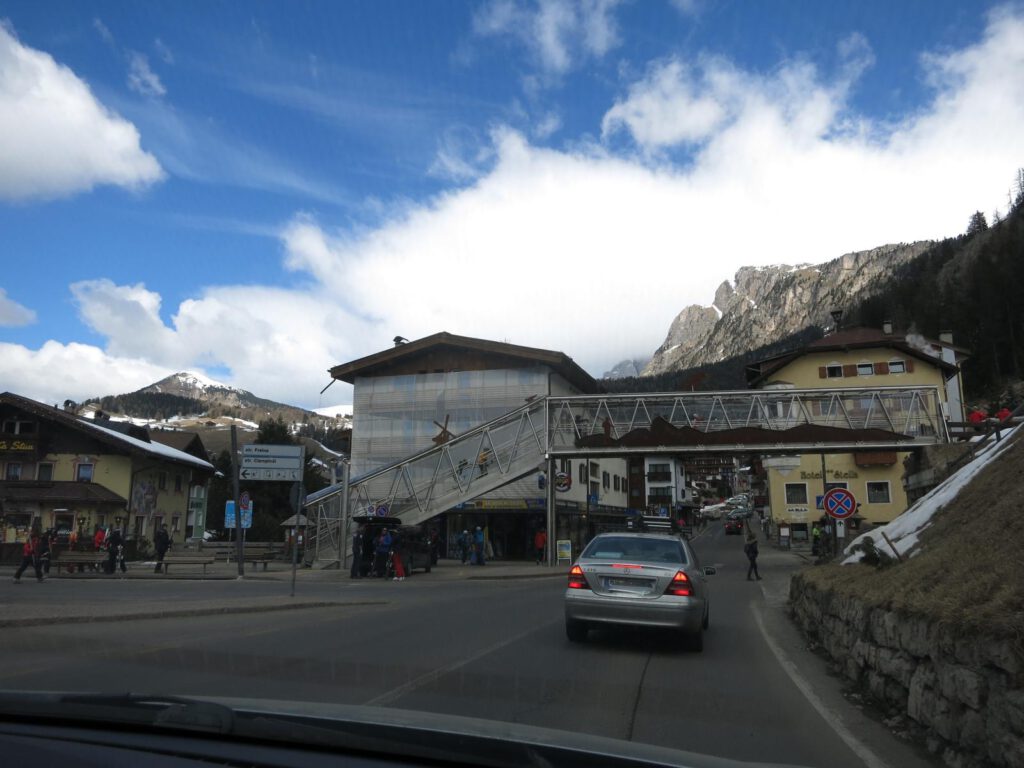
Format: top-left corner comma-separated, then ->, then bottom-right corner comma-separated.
564,532 -> 715,651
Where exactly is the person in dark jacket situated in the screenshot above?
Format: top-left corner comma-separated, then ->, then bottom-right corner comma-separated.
13,533 -> 43,583
744,528 -> 761,581
373,529 -> 392,577
153,524 -> 171,573
350,524 -> 364,579
106,528 -> 127,575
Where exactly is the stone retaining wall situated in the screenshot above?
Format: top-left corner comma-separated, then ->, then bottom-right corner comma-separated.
790,573 -> 1024,767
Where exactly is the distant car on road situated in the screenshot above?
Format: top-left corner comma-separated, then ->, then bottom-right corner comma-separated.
563,532 -> 715,651
724,516 -> 744,535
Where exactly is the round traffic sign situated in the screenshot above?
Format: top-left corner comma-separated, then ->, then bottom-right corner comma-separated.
823,488 -> 857,519
239,491 -> 251,511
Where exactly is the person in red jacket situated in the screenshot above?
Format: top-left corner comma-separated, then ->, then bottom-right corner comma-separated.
994,406 -> 1012,422
13,532 -> 43,583
967,407 -> 988,424
534,528 -> 548,564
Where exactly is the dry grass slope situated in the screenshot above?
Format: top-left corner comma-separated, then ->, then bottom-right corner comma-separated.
802,428 -> 1024,643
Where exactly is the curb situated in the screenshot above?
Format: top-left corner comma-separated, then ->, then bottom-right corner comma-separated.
0,600 -> 386,629
466,572 -> 566,581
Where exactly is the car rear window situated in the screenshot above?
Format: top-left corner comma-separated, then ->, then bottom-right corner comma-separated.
582,536 -> 687,564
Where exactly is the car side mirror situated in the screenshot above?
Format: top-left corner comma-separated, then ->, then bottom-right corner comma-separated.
703,566 -> 717,576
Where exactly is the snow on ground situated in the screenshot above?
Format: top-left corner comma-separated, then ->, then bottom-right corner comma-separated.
842,424 -> 1022,564
711,303 -> 723,319
314,404 -> 353,418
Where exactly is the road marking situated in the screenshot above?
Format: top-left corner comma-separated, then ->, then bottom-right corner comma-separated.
752,603 -> 890,768
364,618 -> 559,707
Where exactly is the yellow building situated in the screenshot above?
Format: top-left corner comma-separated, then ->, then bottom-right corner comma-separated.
746,325 -> 967,539
0,392 -> 214,553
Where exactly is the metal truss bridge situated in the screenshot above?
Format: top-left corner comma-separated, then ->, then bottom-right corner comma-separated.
305,386 -> 947,567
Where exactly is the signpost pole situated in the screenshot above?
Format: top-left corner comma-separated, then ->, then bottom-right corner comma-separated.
290,446 -> 306,597
339,460 -> 349,573
231,426 -> 244,577
545,455 -> 555,567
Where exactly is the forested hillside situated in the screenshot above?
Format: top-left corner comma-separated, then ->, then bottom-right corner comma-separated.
88,392 -> 204,420
853,186 -> 1024,400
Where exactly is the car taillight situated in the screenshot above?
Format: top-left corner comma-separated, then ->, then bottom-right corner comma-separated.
568,564 -> 588,590
665,570 -> 692,597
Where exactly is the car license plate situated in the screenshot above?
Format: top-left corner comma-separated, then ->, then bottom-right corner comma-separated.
608,577 -> 644,587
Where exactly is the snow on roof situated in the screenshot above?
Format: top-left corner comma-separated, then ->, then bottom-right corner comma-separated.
842,424 -> 1021,563
84,421 -> 214,471
314,404 -> 353,418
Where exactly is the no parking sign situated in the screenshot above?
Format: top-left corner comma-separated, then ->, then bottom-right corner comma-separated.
823,488 -> 857,520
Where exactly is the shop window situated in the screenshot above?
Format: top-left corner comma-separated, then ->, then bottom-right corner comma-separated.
888,359 -> 906,374
867,482 -> 891,504
5,462 -> 21,480
36,463 -> 54,481
785,483 -> 808,504
76,463 -> 94,482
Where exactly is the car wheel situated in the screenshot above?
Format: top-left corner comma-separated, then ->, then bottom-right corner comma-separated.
683,628 -> 704,652
565,619 -> 588,643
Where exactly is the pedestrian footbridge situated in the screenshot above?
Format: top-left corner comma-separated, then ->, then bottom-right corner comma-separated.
304,386 -> 947,567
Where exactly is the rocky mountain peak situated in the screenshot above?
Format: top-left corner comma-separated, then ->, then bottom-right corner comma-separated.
642,242 -> 932,377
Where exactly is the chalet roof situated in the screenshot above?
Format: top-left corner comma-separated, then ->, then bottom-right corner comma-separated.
328,332 -> 600,393
745,326 -> 963,388
0,392 -> 214,473
0,480 -> 127,507
149,430 -> 210,462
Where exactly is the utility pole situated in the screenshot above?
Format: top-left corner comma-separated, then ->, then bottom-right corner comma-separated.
230,425 -> 244,577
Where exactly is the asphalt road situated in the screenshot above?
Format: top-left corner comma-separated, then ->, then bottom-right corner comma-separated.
0,526 -> 935,768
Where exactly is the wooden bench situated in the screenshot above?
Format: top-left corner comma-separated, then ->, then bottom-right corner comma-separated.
54,552 -> 108,574
158,556 -> 215,576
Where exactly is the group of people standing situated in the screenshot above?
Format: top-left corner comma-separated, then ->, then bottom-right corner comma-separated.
455,527 -> 488,565
349,524 -> 406,581
13,524 -> 133,583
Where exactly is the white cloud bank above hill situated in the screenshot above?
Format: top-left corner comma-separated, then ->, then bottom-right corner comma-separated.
3,7 -> 1024,409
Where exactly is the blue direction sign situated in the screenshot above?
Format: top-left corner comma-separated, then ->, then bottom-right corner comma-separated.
823,488 -> 857,520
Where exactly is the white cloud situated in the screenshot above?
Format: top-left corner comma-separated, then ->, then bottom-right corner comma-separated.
668,0 -> 701,16
533,111 -> 562,139
0,288 -> 36,326
0,341 -> 172,406
0,23 -> 163,201
4,8 -> 1024,408
472,0 -> 623,78
154,38 -> 174,65
92,17 -> 114,46
127,51 -> 166,97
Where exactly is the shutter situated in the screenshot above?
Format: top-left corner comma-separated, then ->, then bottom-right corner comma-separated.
843,364 -> 858,377
875,361 -> 889,375
905,359 -> 914,373
818,366 -> 827,379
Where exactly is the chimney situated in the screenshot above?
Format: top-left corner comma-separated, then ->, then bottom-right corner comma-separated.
939,330 -> 954,345
882,320 -> 893,335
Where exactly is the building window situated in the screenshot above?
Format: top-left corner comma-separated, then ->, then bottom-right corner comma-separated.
559,458 -> 571,474
171,515 -> 181,533
134,516 -> 146,538
2,419 -> 35,434
578,464 -> 587,484
785,483 -> 808,504
602,471 -> 610,490
174,474 -> 183,493
867,482 -> 891,504
613,476 -> 620,492
857,362 -> 874,376
76,463 -> 94,482
36,463 -> 54,481
888,359 -> 905,374
158,471 -> 167,491
826,363 -> 843,378
5,462 -> 21,480
589,461 -> 599,477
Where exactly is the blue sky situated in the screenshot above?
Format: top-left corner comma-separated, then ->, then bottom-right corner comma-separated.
1,1 -> 1022,409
